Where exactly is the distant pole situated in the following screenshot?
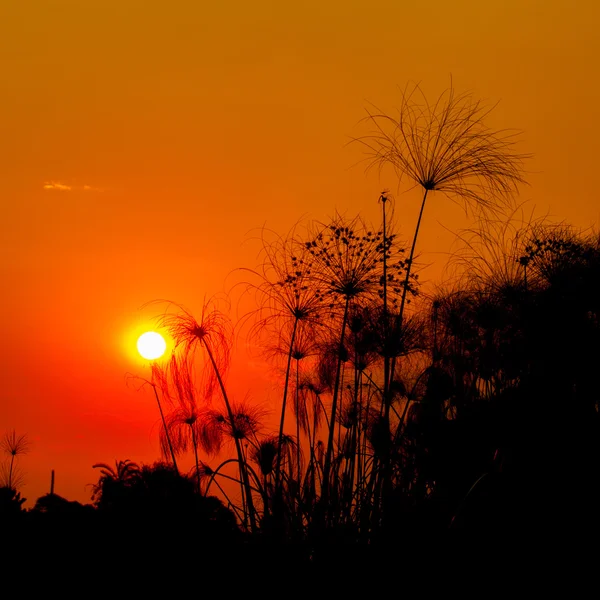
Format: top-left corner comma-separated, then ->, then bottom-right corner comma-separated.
50,469 -> 55,495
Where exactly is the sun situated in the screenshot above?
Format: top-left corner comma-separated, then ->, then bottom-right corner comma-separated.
137,331 -> 167,360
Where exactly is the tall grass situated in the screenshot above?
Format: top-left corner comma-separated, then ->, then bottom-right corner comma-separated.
131,82 -> 538,543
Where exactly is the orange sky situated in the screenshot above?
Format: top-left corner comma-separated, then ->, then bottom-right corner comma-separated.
1,0 -> 599,506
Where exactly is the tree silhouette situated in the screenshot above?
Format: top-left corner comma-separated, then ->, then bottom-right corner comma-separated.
0,486 -> 26,518
91,459 -> 140,510
90,460 -> 241,539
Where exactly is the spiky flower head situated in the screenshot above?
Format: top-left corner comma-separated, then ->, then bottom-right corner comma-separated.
239,224 -> 329,357
151,299 -> 232,400
304,213 -> 407,306
206,401 -> 267,444
360,81 -> 529,212
295,376 -> 326,434
160,407 -> 224,458
251,434 -> 297,477
1,430 -> 30,458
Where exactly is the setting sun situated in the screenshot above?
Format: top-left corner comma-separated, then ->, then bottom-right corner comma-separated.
136,331 -> 167,360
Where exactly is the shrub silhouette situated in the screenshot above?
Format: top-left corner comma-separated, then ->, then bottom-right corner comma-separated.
427,224 -> 600,533
0,486 -> 26,518
91,460 -> 241,541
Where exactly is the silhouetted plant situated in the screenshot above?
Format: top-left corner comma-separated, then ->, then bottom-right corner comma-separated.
153,300 -> 259,532
128,214 -> 599,544
152,299 -> 232,401
91,459 -> 141,509
414,218 -> 600,532
302,213 -> 408,511
446,204 -> 545,295
90,460 -> 241,539
126,370 -> 179,472
359,81 -> 529,380
0,430 -> 30,491
356,82 -> 530,522
153,353 -> 224,492
238,226 -> 329,494
360,81 -> 529,209
0,486 -> 26,517
236,211 -> 420,537
32,493 -> 90,515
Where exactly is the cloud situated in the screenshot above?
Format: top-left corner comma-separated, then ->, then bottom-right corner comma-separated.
43,181 -> 72,191
43,181 -> 103,192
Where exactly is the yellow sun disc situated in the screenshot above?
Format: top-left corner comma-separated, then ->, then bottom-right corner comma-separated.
137,331 -> 167,360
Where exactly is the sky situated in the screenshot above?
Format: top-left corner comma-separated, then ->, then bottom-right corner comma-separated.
1,0 -> 599,506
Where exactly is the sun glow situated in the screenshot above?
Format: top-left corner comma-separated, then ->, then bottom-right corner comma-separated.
136,331 -> 167,360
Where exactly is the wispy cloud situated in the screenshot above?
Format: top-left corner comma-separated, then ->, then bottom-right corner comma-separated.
43,181 -> 72,191
43,181 -> 103,192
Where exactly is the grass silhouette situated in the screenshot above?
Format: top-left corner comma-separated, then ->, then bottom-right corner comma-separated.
5,83 -> 600,572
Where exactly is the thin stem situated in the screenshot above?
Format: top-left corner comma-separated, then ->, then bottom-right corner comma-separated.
379,188 -> 429,535
296,359 -> 301,491
190,424 -> 201,494
388,188 -> 429,411
202,340 -> 258,532
275,318 -> 299,491
212,478 -> 246,522
321,296 -> 350,513
8,454 -> 15,490
152,384 -> 179,473
382,193 -> 390,416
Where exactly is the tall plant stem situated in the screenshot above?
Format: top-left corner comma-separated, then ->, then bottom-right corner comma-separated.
344,366 -> 362,519
381,193 -> 390,413
8,455 -> 15,489
295,359 -> 301,492
321,296 -> 350,513
190,425 -> 201,494
212,478 -> 244,522
433,301 -> 439,363
337,367 -> 346,452
380,188 -> 429,533
152,384 -> 179,473
274,318 -> 299,491
202,340 -> 258,532
387,188 -> 429,411
305,400 -> 319,494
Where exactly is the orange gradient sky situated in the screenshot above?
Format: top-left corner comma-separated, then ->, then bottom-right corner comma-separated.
1,0 -> 599,506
